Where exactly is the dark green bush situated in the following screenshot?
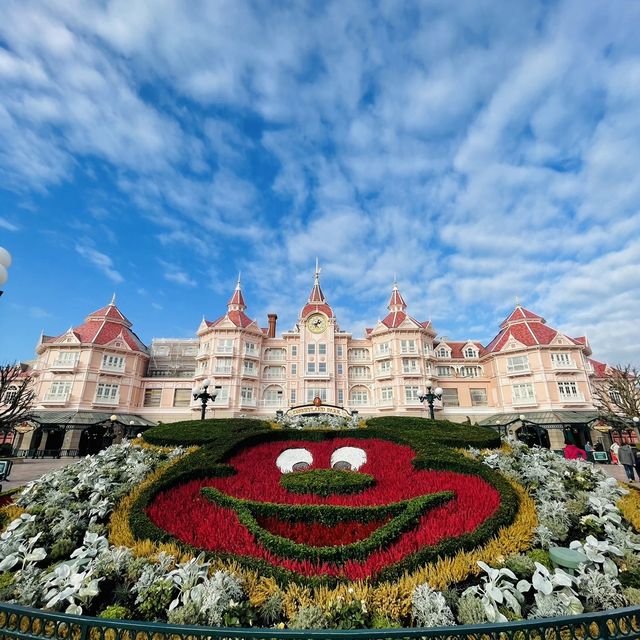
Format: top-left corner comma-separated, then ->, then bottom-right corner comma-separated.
143,418 -> 271,446
280,469 -> 375,496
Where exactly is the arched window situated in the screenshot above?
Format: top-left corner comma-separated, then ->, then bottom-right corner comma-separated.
2,385 -> 18,404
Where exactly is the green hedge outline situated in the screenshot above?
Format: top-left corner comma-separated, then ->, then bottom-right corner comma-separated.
131,417 -> 517,585
201,486 -> 454,562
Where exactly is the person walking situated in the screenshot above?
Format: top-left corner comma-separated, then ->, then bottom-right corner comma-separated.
635,446 -> 640,481
610,441 -> 620,464
618,444 -> 637,482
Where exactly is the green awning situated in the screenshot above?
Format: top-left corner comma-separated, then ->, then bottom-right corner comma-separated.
478,411 -> 600,429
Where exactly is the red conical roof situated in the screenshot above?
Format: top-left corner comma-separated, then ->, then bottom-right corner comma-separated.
227,275 -> 247,311
301,261 -> 334,319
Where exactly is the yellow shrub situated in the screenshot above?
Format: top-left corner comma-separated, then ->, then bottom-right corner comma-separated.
0,504 -> 25,531
619,486 -> 640,532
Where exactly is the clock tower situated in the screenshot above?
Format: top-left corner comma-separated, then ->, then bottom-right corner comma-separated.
297,260 -> 340,405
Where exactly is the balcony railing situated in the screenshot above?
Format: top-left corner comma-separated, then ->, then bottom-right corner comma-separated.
51,359 -> 77,370
552,360 -> 577,369
348,353 -> 370,362
93,396 -> 119,405
264,351 -> 286,361
264,373 -> 285,380
512,396 -> 537,406
349,399 -> 370,406
240,397 -> 257,407
242,369 -> 258,377
507,364 -> 531,375
260,399 -> 285,407
559,392 -> 585,403
214,367 -> 232,375
42,394 -> 71,404
244,349 -> 259,358
100,364 -> 125,374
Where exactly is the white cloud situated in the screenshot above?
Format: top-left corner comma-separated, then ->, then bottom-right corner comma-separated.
0,217 -> 19,231
158,260 -> 196,288
75,242 -> 123,283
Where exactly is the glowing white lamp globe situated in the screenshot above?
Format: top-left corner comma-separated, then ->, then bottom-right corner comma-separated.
0,264 -> 7,286
0,247 -> 11,268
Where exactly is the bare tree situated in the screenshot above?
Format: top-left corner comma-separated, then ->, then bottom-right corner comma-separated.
0,363 -> 35,435
592,363 -> 640,427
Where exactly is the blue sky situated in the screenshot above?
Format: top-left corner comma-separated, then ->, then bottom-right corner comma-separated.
1,0 -> 639,365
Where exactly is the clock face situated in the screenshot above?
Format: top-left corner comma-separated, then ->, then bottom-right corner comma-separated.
308,313 -> 328,334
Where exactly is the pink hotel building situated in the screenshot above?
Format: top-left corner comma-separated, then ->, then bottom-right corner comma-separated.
16,268 -> 613,454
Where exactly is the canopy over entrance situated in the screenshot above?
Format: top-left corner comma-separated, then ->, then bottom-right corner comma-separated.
478,410 -> 599,429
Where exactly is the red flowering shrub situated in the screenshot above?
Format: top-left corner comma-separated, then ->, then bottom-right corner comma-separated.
146,438 -> 503,580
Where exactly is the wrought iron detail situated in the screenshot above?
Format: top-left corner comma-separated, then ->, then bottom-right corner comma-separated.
0,603 -> 638,640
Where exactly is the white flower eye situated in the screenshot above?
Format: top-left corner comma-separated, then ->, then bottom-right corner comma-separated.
331,446 -> 367,471
276,448 -> 313,473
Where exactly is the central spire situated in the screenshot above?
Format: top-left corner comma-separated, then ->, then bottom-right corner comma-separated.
308,257 -> 326,303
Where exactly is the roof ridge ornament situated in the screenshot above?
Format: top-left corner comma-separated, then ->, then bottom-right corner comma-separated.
110,292 -> 116,305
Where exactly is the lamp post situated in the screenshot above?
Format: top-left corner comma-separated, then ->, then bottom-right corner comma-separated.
193,379 -> 222,420
0,247 -> 12,298
520,413 -> 544,447
418,380 -> 443,420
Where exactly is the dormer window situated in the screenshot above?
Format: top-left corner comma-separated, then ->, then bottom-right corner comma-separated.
464,347 -> 477,358
437,347 -> 450,358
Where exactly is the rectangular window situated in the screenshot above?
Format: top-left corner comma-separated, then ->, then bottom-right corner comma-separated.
54,351 -> 78,366
551,352 -> 573,367
336,345 -> 343,357
291,389 -> 297,403
318,362 -> 327,373
212,387 -> 229,403
102,354 -> 125,371
400,340 -> 416,354
349,349 -> 368,360
402,358 -> 419,373
291,363 -> 297,375
512,383 -> 535,402
380,387 -> 393,402
507,355 -> 530,373
244,342 -> 257,355
307,388 -> 327,402
47,381 -> 72,399
377,342 -> 390,355
405,386 -> 419,403
558,381 -> 579,396
470,388 -> 488,406
144,389 -> 162,407
241,387 -> 254,400
217,339 -> 233,354
337,389 -> 344,404
243,361 -> 257,375
460,366 -> 481,378
173,388 -> 192,407
291,345 -> 298,357
307,343 -> 316,355
378,360 -> 392,375
307,362 -> 316,373
441,388 -> 459,406
436,366 -> 453,377
337,363 -> 343,375
351,389 -> 369,404
215,357 -> 232,374
95,383 -> 119,403
350,366 -> 369,378
318,343 -> 327,355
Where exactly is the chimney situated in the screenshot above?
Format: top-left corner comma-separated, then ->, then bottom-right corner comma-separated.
267,313 -> 277,338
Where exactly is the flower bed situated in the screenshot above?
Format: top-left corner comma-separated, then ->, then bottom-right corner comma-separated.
0,418 -> 636,630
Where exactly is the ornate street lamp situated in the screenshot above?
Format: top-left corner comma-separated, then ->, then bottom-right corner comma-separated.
418,380 -> 443,420
520,413 -> 544,447
193,379 -> 222,420
0,247 -> 12,298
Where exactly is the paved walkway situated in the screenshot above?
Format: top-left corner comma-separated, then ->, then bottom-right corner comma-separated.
1,458 -> 79,493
